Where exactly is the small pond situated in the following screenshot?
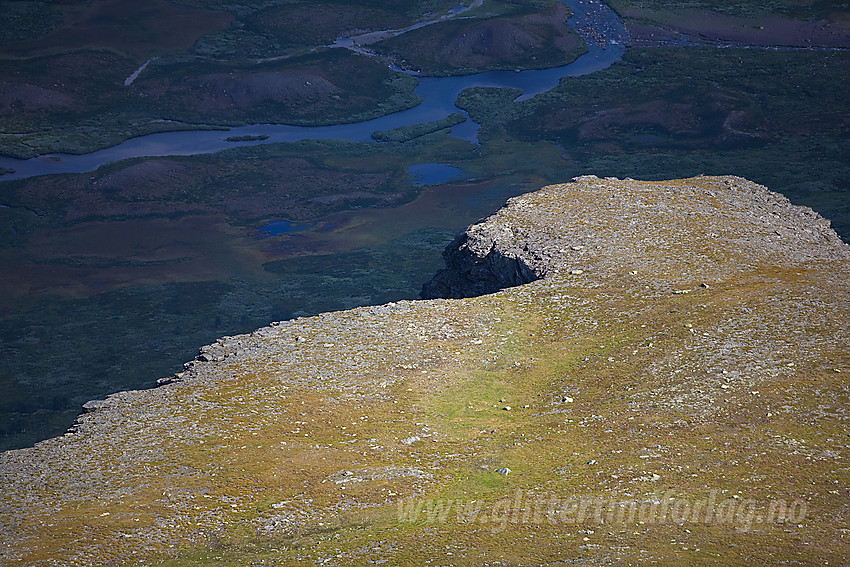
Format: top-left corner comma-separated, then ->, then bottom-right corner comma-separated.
258,220 -> 313,237
407,162 -> 465,185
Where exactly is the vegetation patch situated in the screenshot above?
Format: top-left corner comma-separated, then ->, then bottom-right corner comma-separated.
371,113 -> 467,143
0,135 -> 484,449
0,50 -> 421,158
608,0 -> 850,20
0,0 -> 234,60
244,3 -> 411,49
0,1 -> 64,44
608,0 -> 850,48
453,47 -> 850,238
224,135 -> 269,142
371,1 -> 587,76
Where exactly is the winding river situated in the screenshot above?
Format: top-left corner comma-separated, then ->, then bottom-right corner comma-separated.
0,0 -> 627,181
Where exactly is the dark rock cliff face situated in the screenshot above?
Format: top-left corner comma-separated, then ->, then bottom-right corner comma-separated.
420,222 -> 545,299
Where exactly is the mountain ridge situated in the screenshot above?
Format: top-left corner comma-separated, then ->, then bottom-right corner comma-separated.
2,175 -> 848,565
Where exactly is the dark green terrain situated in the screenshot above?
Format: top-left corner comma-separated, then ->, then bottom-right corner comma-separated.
0,0 -> 584,158
0,0 -> 848,459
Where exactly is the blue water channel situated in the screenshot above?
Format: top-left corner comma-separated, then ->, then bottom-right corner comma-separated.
0,0 -> 627,181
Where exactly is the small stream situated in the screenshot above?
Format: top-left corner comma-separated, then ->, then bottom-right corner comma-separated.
0,0 -> 627,181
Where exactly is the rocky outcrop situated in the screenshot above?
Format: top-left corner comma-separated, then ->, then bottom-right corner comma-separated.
2,176 -> 849,566
420,223 -> 545,299
423,174 -> 846,299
